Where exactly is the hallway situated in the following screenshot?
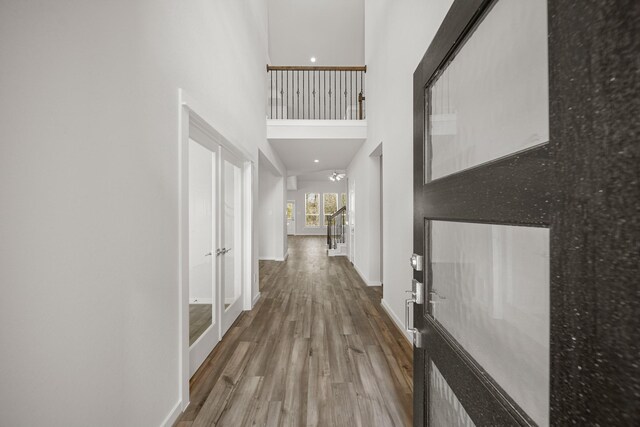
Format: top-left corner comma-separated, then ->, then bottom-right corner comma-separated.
176,236 -> 412,426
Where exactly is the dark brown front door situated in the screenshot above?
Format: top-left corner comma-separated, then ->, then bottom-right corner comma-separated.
412,0 -> 639,426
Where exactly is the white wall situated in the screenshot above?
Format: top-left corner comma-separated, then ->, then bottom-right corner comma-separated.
258,160 -> 288,260
259,165 -> 275,259
0,1 -> 271,426
346,147 -> 383,285
287,179 -> 347,235
347,0 -> 454,332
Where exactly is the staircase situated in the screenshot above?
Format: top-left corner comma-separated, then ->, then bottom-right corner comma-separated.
326,206 -> 347,257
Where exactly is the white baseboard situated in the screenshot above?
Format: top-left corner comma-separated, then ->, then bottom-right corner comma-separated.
189,298 -> 212,304
353,263 -> 382,287
259,256 -> 276,261
380,298 -> 412,344
252,291 -> 261,308
161,399 -> 182,427
275,251 -> 288,261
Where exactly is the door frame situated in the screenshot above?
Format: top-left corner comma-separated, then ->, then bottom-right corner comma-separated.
413,0 -> 640,425
178,89 -> 255,412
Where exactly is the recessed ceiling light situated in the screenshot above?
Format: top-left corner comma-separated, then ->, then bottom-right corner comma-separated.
310,57 -> 316,63
314,159 -> 319,163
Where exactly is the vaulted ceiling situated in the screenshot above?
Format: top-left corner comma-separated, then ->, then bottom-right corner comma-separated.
267,0 -> 365,66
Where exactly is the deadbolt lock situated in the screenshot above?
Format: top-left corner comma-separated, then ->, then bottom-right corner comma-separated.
410,253 -> 423,271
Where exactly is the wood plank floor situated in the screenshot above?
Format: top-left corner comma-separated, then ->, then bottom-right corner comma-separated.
176,236 -> 413,426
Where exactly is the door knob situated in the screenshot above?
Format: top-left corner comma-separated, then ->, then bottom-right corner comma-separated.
205,252 -> 212,257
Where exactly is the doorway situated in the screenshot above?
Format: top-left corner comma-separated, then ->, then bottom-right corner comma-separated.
180,94 -> 253,402
187,141 -> 246,375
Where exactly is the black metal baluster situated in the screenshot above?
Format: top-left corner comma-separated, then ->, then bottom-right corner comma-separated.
355,71 -> 358,120
307,71 -> 310,120
296,70 -> 300,119
340,70 -> 342,120
344,71 -> 348,120
329,71 -> 332,119
333,71 -> 340,119
350,70 -> 353,120
360,71 -> 364,119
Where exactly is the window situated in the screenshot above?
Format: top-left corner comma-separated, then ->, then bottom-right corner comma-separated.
305,193 -> 320,227
286,202 -> 294,220
340,193 -> 347,208
323,193 -> 338,223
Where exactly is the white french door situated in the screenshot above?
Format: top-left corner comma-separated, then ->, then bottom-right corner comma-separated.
219,149 -> 244,335
188,140 -> 246,376
188,138 -> 221,376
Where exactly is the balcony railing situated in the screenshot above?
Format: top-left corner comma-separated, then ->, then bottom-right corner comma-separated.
267,65 -> 366,120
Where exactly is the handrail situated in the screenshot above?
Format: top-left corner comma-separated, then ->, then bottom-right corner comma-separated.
328,206 -> 347,219
267,65 -> 366,72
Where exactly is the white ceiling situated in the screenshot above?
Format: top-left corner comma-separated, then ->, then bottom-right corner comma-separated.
267,0 -> 364,65
269,138 -> 364,178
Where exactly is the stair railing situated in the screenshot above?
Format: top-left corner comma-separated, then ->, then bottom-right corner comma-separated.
326,206 -> 347,250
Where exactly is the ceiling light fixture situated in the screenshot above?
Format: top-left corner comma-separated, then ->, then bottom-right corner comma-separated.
329,171 -> 346,182
310,57 -> 316,63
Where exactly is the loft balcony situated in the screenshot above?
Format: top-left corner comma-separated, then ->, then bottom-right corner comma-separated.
266,65 -> 367,140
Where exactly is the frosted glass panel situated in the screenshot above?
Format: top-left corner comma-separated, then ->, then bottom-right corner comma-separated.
429,362 -> 475,427
427,0 -> 548,180
431,221 -> 549,425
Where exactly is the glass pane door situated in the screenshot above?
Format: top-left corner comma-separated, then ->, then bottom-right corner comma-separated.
220,150 -> 244,335
188,139 -> 215,346
188,137 -> 221,378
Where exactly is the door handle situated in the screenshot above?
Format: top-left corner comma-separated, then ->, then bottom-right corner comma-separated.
404,279 -> 425,348
205,252 -> 212,257
217,247 -> 231,255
